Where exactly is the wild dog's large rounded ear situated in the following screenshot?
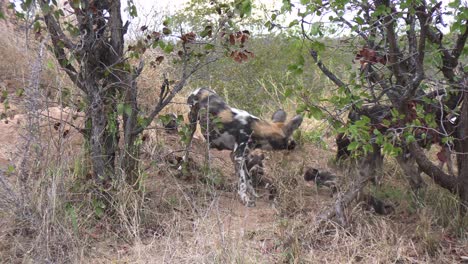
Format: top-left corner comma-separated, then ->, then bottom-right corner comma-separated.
187,93 -> 197,106
284,115 -> 303,137
272,109 -> 287,123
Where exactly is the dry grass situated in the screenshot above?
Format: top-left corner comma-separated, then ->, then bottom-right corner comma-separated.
77,132 -> 467,263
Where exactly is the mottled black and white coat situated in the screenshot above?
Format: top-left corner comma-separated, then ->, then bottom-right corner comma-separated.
182,88 -> 303,206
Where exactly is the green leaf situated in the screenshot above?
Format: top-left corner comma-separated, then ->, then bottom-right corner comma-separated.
137,116 -> 149,128
407,134 -> 416,143
363,143 -> 373,154
448,0 -> 460,8
1,90 -> 8,102
288,20 -> 299,27
297,54 -> 305,66
124,105 -> 132,116
54,9 -> 65,19
33,21 -> 41,33
162,27 -> 172,35
287,64 -> 303,75
65,203 -> 78,234
117,103 -> 125,115
15,88 -> 24,97
308,105 -> 323,119
264,21 -> 273,31
163,18 -> 171,27
92,199 -> 105,218
355,16 -> 364,25
236,0 -> 252,18
347,141 -> 359,151
163,43 -> 174,53
282,0 -> 292,12
129,5 -> 138,18
117,103 -> 132,116
310,22 -> 321,36
71,0 -> 80,9
310,40 -> 325,52
200,26 -> 213,38
7,164 -> 15,174
204,44 -> 215,50
284,87 -> 293,98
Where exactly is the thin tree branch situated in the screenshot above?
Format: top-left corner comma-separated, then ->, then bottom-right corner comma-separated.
309,49 -> 346,89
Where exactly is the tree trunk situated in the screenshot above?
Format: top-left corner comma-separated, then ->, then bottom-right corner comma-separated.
457,89 -> 468,214
121,67 -> 142,185
88,86 -> 118,185
122,122 -> 140,186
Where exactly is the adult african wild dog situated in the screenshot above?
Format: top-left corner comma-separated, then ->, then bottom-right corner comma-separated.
182,88 -> 303,206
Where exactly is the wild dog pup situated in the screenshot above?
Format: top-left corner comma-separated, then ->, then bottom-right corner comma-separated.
182,88 -> 303,206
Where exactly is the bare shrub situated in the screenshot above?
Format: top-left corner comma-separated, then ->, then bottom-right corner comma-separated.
0,39 -> 82,263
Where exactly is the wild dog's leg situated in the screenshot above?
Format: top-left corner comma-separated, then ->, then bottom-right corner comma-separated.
246,149 -> 265,187
179,103 -> 200,173
233,142 -> 258,207
245,149 -> 277,200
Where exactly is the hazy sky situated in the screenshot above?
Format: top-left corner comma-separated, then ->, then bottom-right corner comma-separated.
122,0 -> 456,34
132,0 -> 189,15
124,0 -> 281,16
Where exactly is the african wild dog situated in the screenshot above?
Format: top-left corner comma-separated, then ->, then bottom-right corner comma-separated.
182,88 -> 303,206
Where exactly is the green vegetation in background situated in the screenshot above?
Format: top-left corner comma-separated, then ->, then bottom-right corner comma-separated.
189,35 -> 354,116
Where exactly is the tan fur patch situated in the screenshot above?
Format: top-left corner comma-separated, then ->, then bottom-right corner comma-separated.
218,109 -> 234,123
197,89 -> 212,101
252,121 -> 285,139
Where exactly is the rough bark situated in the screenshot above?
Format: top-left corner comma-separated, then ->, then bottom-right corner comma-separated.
457,89 -> 468,213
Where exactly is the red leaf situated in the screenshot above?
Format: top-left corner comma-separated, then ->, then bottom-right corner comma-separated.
181,32 -> 196,44
229,34 -> 236,45
240,34 -> 248,44
239,52 -> 248,62
436,150 -> 448,163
